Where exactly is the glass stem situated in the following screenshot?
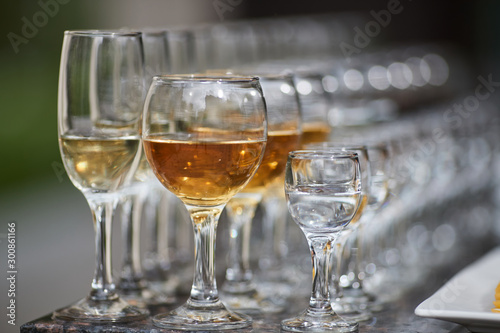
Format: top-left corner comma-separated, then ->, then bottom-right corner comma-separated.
87,195 -> 118,301
353,226 -> 364,289
187,205 -> 224,306
332,230 -> 351,299
144,187 -> 169,280
307,236 -> 335,315
119,191 -> 146,292
224,198 -> 259,293
260,194 -> 288,271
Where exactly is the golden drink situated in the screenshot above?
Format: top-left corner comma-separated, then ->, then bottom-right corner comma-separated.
350,194 -> 367,225
60,136 -> 140,192
243,130 -> 301,193
300,122 -> 331,147
143,139 -> 266,206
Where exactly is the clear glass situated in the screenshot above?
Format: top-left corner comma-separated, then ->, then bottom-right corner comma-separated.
339,144 -> 391,314
116,29 -> 176,307
220,74 -> 302,313
305,143 -> 372,321
142,29 -> 171,84
282,150 -> 361,332
258,69 -> 332,299
142,74 -> 267,330
165,28 -> 196,74
53,30 -> 148,322
318,143 -> 392,321
117,152 -> 177,306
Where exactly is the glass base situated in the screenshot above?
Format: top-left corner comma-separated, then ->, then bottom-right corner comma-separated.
152,300 -> 252,331
257,280 -> 294,301
333,296 -> 373,322
52,296 -> 149,323
221,288 -> 285,314
119,286 -> 177,308
341,286 -> 386,313
281,309 -> 359,332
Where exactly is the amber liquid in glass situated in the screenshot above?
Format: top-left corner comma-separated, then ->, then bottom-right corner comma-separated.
143,139 -> 266,206
243,130 -> 301,193
350,194 -> 367,226
300,122 -> 331,147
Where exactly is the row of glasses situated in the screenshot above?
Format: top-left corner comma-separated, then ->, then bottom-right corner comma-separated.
55,28 -> 372,332
329,96 -> 500,307
56,29 -> 270,329
124,28 -> 471,318
54,22 -> 498,331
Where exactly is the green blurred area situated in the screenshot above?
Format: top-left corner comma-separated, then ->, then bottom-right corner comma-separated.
0,1 -> 95,191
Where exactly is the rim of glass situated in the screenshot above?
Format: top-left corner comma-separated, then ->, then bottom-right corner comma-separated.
64,30 -> 142,37
328,138 -> 390,150
289,149 -> 359,160
206,69 -> 294,81
305,142 -> 367,151
140,28 -> 168,36
152,74 -> 260,84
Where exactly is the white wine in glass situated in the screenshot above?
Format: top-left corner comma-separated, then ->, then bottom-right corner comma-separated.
53,30 -> 147,323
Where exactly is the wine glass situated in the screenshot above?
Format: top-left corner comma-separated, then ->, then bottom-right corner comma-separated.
142,74 -> 267,330
116,29 -> 176,307
338,143 -> 391,317
282,150 -> 361,332
305,143 -> 371,320
259,69 -> 332,297
54,30 -> 148,322
220,73 -> 302,313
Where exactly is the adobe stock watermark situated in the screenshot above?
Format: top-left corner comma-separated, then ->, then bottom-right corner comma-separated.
213,0 -> 244,21
424,278 -> 467,315
7,0 -> 71,54
52,161 -> 67,183
6,221 -> 17,326
394,74 -> 500,179
339,0 -> 411,61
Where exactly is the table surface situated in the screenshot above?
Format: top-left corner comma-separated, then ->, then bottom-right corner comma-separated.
20,277 -> 472,333
22,234 -> 499,333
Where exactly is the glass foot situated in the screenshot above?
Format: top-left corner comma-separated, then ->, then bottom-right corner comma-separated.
52,296 -> 149,323
152,299 -> 252,331
332,297 -> 373,322
221,289 -> 286,314
281,309 -> 359,332
119,286 -> 177,308
339,288 -> 384,313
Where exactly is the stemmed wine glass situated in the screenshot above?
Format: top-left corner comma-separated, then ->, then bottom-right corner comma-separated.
339,143 -> 391,314
258,69 -> 331,296
305,143 -> 371,318
220,73 -> 302,313
116,29 -> 175,307
282,150 -> 361,332
142,74 -> 267,330
54,30 -> 148,322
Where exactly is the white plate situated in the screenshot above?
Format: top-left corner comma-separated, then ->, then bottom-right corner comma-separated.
415,247 -> 500,333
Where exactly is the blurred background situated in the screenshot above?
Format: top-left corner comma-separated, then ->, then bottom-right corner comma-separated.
1,0 -> 499,332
